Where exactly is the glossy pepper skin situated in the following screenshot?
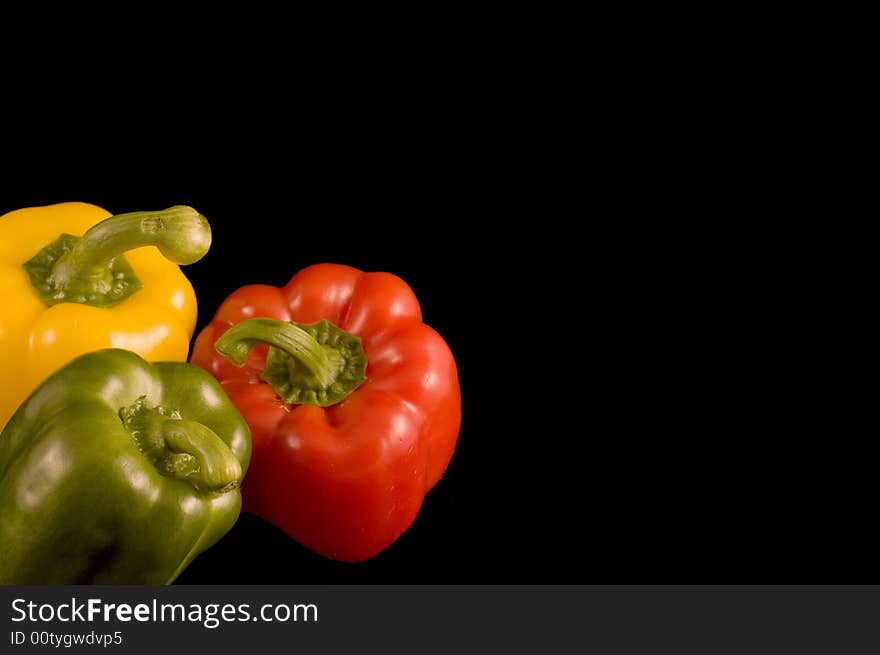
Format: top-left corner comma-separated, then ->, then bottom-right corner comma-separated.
0,202 -> 211,430
191,263 -> 461,562
0,348 -> 251,584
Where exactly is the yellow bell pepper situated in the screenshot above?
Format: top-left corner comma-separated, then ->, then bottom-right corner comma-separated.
0,202 -> 211,429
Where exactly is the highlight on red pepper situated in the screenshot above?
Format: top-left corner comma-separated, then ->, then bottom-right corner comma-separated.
190,263 -> 461,562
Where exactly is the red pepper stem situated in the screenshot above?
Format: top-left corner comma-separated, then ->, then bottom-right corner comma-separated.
215,318 -> 367,407
217,318 -> 342,385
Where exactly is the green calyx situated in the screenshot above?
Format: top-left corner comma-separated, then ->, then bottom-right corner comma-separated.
215,318 -> 367,407
23,206 -> 211,308
119,396 -> 241,494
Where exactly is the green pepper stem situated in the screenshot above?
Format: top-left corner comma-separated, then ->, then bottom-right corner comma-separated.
215,318 -> 368,407
119,397 -> 240,494
48,206 -> 211,289
162,419 -> 242,492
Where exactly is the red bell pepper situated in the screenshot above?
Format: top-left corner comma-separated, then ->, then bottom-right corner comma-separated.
191,263 -> 461,562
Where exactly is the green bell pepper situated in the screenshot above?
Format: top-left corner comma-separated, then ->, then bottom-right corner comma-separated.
0,348 -> 251,584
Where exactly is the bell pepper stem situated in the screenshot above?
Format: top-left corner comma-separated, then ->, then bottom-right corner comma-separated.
215,318 -> 367,407
119,396 -> 240,494
49,206 -> 211,286
24,206 -> 211,308
217,318 -> 343,385
162,419 -> 242,493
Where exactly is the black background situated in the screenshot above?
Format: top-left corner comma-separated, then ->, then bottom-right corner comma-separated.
0,123 -> 867,584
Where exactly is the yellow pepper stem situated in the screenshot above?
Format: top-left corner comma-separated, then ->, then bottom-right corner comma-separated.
23,206 -> 211,308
